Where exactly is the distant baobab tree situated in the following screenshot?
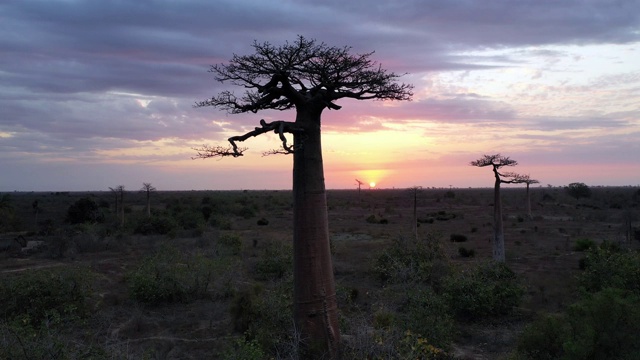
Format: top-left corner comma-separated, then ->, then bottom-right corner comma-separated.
140,182 -> 156,218
108,186 -> 119,215
512,174 -> 540,219
470,154 -> 519,263
193,35 -> 413,358
410,186 -> 422,240
109,185 -> 125,227
355,179 -> 365,194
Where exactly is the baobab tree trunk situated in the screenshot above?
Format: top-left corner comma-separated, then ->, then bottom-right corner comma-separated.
493,170 -> 506,263
146,192 -> 151,218
526,183 -> 532,220
292,108 -> 340,359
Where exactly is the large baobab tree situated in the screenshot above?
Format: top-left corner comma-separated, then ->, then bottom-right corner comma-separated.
470,154 -> 519,263
140,182 -> 156,218
194,36 -> 413,358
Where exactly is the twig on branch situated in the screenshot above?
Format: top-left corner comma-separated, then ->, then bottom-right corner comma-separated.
192,119 -> 303,159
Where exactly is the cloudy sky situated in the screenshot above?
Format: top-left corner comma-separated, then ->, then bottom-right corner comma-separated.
1,0 -> 639,191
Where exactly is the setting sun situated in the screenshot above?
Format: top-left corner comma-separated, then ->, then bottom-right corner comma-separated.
369,182 -> 376,188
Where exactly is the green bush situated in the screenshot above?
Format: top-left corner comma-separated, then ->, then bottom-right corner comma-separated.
66,197 -> 104,224
0,266 -> 93,326
223,336 -> 266,360
375,236 -> 450,286
516,313 -> 570,360
254,241 -> 292,280
127,245 -> 229,305
563,288 -> 640,359
565,182 -> 591,199
399,287 -> 454,350
133,214 -> 178,235
578,247 -> 640,294
443,261 -> 524,321
516,289 -> 640,360
0,266 -> 99,359
572,238 -> 595,252
230,280 -> 294,356
235,205 -> 257,219
210,215 -> 233,230
219,233 -> 243,255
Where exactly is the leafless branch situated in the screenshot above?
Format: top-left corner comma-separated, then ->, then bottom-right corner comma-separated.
193,119 -> 303,159
196,36 -> 413,115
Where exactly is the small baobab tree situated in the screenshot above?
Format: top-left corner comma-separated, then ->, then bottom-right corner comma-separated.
110,185 -> 125,227
355,179 -> 364,195
512,174 -> 539,219
194,36 -> 413,358
470,154 -> 519,263
410,186 -> 422,240
140,182 -> 156,218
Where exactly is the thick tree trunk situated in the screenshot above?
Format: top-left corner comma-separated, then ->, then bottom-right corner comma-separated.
292,107 -> 340,359
493,170 -> 506,262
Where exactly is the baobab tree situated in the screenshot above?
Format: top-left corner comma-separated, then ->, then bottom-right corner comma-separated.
109,185 -> 125,227
470,154 -> 519,263
140,182 -> 156,218
512,174 -> 540,219
194,36 -> 413,358
108,186 -> 119,215
355,179 -> 365,198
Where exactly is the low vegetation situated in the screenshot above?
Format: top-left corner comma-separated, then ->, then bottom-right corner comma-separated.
0,187 -> 638,358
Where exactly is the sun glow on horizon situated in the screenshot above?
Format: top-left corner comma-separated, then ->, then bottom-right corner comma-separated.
369,181 -> 376,188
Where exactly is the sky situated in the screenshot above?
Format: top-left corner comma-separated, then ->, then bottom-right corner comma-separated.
1,0 -> 639,191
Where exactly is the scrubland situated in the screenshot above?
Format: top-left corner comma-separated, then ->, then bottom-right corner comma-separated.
1,186 -> 639,359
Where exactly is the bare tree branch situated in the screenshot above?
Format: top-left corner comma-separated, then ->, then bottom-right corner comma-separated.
192,119 -> 303,159
195,35 -> 413,115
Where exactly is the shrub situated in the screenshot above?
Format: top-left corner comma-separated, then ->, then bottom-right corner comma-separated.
223,337 -> 266,360
173,209 -> 205,230
133,215 -> 178,235
366,214 -> 388,224
254,241 -> 292,280
516,313 -> 570,360
256,218 -> 269,226
565,182 -> 591,199
578,247 -> 640,294
573,238 -> 595,252
219,233 -> 243,256
210,215 -> 233,230
66,197 -> 103,224
127,245 -> 229,305
201,205 -> 213,221
0,267 -> 100,359
0,266 -> 93,326
399,287 -> 454,350
443,261 -> 524,321
517,289 -> 640,360
230,280 -> 294,356
458,247 -> 475,258
449,234 -> 467,242
563,288 -> 640,359
235,205 -> 257,219
375,236 -> 450,286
